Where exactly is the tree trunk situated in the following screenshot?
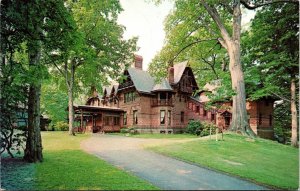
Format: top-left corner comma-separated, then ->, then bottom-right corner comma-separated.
67,62 -> 75,136
24,40 -> 43,163
201,1 -> 255,137
227,42 -> 255,137
68,88 -> 75,135
291,77 -> 298,147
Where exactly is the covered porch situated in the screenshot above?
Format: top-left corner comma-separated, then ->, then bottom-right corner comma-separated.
73,105 -> 124,133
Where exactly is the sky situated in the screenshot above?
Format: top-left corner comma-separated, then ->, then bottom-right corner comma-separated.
117,1 -> 256,70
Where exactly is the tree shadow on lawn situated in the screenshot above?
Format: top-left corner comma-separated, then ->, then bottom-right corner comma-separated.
1,157 -> 35,190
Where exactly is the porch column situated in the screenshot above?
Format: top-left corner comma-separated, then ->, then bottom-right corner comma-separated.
80,109 -> 83,130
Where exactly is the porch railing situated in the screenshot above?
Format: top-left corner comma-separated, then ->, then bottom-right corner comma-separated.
151,99 -> 173,107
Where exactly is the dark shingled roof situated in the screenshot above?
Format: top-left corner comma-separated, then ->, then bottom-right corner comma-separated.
127,67 -> 155,93
118,61 -> 190,94
152,79 -> 173,92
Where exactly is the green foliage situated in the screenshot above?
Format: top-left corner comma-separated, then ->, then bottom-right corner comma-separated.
54,122 -> 69,131
120,128 -> 129,134
129,127 -> 138,135
148,0 -> 231,90
151,133 -> 299,189
199,122 -> 217,137
186,120 -> 203,135
242,3 -> 299,100
120,127 -> 138,135
186,120 -> 217,136
41,78 -> 68,125
273,102 -> 292,144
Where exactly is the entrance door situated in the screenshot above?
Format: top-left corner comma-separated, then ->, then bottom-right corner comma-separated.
225,116 -> 231,128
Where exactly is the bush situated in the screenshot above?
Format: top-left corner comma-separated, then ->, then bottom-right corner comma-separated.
54,121 -> 68,131
186,120 -> 218,136
200,122 -> 217,137
120,128 -> 129,134
128,127 -> 138,135
186,120 -> 203,135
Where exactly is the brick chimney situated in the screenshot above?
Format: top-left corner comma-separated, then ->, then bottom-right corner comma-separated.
168,67 -> 174,84
168,60 -> 174,84
132,54 -> 143,70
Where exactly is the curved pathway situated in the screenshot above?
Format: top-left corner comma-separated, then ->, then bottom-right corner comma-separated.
81,134 -> 267,190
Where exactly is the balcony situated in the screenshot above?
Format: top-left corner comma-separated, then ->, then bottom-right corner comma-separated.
118,81 -> 134,90
180,86 -> 193,93
151,99 -> 173,107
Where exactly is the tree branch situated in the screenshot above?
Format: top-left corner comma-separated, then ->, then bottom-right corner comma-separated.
200,1 -> 232,43
271,92 -> 291,102
240,0 -> 299,10
170,38 -> 218,63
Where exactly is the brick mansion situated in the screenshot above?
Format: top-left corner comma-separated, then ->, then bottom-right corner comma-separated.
74,55 -> 275,139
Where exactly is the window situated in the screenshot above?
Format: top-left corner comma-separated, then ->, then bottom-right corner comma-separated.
123,112 -> 127,125
133,110 -> 138,124
211,113 -> 215,121
225,117 -> 230,126
114,117 -> 120,126
203,109 -> 207,117
196,106 -> 200,113
104,116 -> 110,125
258,113 -> 262,125
160,110 -> 165,125
168,110 -> 171,125
124,94 -> 127,103
160,92 -> 166,100
124,92 -> 136,103
188,102 -> 192,110
181,111 -> 184,123
269,114 -> 272,126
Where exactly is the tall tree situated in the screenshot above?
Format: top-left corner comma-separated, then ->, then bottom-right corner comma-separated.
47,0 -> 137,135
242,3 -> 299,146
1,0 -> 76,162
151,0 -> 297,137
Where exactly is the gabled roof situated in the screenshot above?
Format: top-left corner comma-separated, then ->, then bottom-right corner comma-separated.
103,86 -> 112,95
173,61 -> 188,84
117,61 -> 195,94
127,67 -> 155,93
152,79 -> 173,92
111,84 -> 119,96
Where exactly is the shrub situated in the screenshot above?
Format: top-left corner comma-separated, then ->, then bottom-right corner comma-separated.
54,121 -> 68,131
186,120 -> 203,135
128,127 -> 138,135
186,120 -> 218,136
200,122 -> 217,137
120,128 -> 129,134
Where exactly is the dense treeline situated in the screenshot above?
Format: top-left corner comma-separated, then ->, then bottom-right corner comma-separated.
0,0 -> 137,161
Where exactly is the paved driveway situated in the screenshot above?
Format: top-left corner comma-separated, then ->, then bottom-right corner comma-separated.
81,134 -> 267,190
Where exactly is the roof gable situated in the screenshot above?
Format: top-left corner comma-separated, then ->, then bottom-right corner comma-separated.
127,67 -> 155,93
173,61 -> 188,84
152,78 -> 173,92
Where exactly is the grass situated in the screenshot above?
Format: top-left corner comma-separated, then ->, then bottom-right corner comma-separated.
35,132 -> 158,190
109,133 -> 198,139
149,133 -> 299,189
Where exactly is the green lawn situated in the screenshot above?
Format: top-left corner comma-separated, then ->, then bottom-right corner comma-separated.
149,133 -> 299,189
35,132 -> 158,190
109,133 -> 198,139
